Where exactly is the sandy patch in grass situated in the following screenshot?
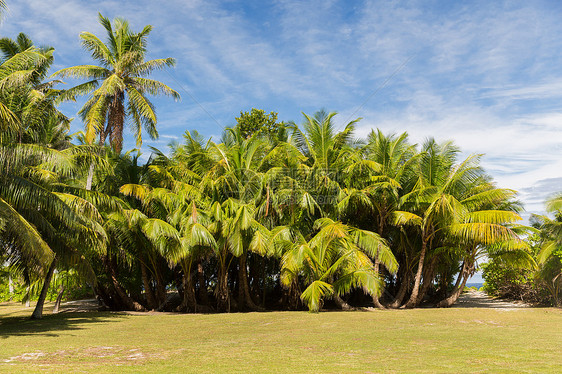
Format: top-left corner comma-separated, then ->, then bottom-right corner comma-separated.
2,346 -> 172,366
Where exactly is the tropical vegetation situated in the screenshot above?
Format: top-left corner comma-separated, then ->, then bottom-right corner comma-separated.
1,3 -> 560,321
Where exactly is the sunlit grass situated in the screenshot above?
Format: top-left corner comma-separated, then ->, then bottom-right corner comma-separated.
1,302 -> 561,373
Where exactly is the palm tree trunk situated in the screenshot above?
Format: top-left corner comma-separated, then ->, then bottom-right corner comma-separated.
197,262 -> 209,306
105,256 -> 144,311
372,216 -> 386,309
141,262 -> 157,310
184,272 -> 197,312
216,264 -> 230,312
31,257 -> 57,319
283,279 -> 302,310
372,259 -> 386,309
334,294 -> 353,310
85,126 -> 109,191
8,275 -> 14,301
154,265 -> 167,308
25,285 -> 31,307
215,250 -> 231,312
415,256 -> 438,305
179,259 -> 198,312
437,261 -> 472,307
108,93 -> 125,154
52,285 -> 65,314
110,273 -> 145,311
403,239 -> 427,308
238,253 -> 262,311
389,273 -> 410,308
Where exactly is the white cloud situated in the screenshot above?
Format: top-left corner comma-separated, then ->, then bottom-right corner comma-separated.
3,0 -> 562,214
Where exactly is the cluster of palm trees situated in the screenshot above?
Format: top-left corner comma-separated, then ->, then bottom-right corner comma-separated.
1,10 -> 543,318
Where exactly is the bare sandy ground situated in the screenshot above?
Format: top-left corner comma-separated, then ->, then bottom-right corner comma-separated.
55,290 -> 530,313
454,290 -> 530,309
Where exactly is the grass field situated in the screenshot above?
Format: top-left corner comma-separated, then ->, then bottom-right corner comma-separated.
1,302 -> 561,373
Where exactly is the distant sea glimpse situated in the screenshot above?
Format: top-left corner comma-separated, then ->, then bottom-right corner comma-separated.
465,283 -> 484,289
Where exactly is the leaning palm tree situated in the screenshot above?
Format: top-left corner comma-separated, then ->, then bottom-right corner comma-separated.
53,13 -> 180,154
394,139 -> 524,308
0,143 -> 107,318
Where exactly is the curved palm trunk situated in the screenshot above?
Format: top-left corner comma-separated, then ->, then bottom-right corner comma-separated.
105,256 -> 145,311
403,240 -> 427,308
110,273 -> 145,311
31,257 -> 57,319
389,273 -> 410,308
334,294 -> 353,310
437,261 -> 472,308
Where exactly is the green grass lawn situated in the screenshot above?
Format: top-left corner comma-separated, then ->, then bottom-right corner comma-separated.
1,302 -> 561,373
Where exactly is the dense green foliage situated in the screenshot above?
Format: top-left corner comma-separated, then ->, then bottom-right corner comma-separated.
0,5 -> 558,319
235,108 -> 283,139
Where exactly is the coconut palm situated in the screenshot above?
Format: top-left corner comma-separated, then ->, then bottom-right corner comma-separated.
346,130 -> 419,308
0,41 -> 63,143
0,143 -> 107,318
280,217 -> 397,312
53,13 -> 180,154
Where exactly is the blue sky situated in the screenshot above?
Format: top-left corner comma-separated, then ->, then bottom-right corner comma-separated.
2,0 -> 562,217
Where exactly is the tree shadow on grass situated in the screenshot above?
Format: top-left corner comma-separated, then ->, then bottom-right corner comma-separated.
0,311 -> 128,339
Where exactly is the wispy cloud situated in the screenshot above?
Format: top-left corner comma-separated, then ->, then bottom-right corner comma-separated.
2,0 -> 562,214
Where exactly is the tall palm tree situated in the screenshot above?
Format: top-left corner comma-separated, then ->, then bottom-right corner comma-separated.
53,13 -> 180,154
348,130 -> 419,308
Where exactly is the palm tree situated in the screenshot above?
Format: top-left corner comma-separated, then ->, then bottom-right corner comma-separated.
280,217 -> 397,312
350,130 -> 418,308
0,41 -> 62,143
53,13 -> 180,154
0,143 -> 106,318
